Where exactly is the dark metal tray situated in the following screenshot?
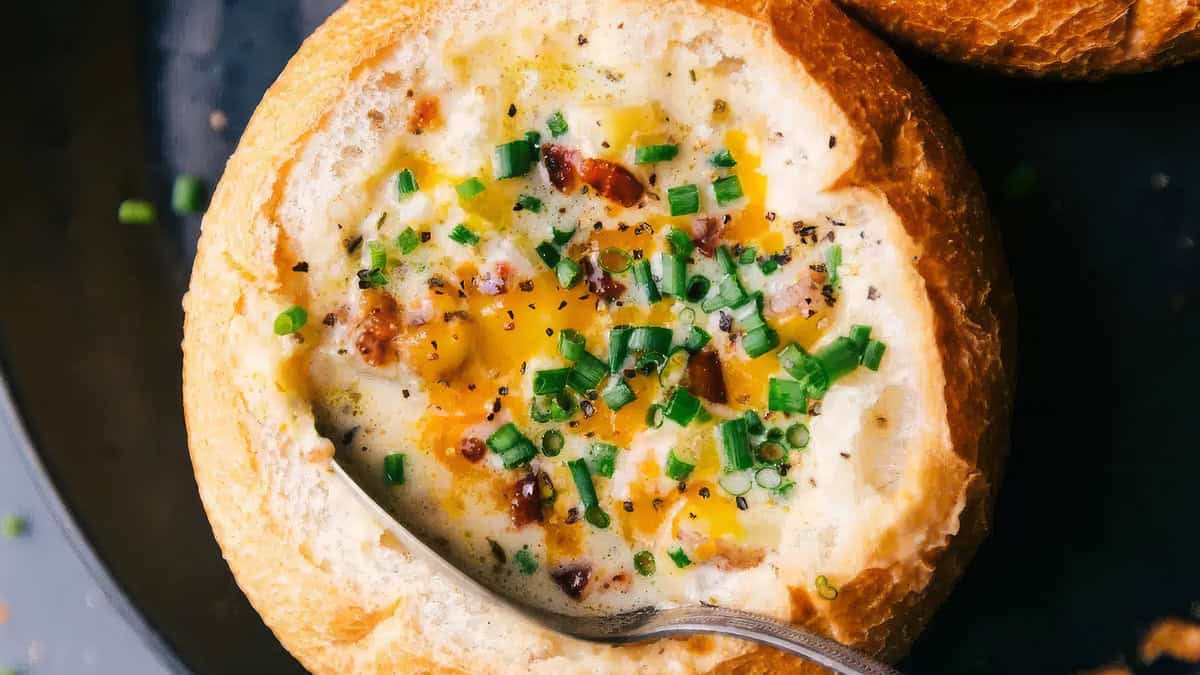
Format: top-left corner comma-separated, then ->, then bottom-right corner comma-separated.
2,1 -> 1198,673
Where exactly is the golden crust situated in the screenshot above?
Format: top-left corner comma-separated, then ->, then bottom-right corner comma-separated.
182,0 -> 1014,672
836,0 -> 1200,77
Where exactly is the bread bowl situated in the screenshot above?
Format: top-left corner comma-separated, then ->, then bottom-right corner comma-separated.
181,0 -> 1014,671
836,0 -> 1200,77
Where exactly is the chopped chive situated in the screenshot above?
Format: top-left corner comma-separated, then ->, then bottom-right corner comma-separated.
556,258 -> 582,289
396,168 -> 419,198
494,139 -> 535,179
755,465 -> 784,488
815,575 -> 839,600
589,442 -> 619,478
541,429 -> 565,456
712,175 -> 744,205
634,550 -> 656,576
535,241 -> 561,268
766,427 -> 785,442
658,253 -> 686,297
530,396 -> 553,423
663,388 -> 701,427
357,268 -> 388,288
718,470 -> 753,496
547,111 -> 569,137
665,449 -> 695,481
709,149 -> 737,168
632,259 -> 661,303
700,274 -> 747,312
448,223 -> 479,245
383,453 -> 406,485
683,326 -> 711,353
645,403 -> 665,428
862,339 -> 886,371
601,377 -> 636,410
533,368 -> 571,395
664,226 -> 694,258
1,514 -> 28,539
849,325 -> 872,353
568,458 -> 599,508
668,184 -> 700,216
525,130 -> 542,158
599,247 -> 633,273
785,423 -> 811,449
743,326 -> 780,358
558,329 -> 586,360
548,391 -> 578,422
487,423 -> 523,451
396,227 -> 421,253
628,326 -> 673,355
514,548 -> 538,575
608,326 -> 632,373
635,144 -> 679,164
658,347 -> 690,387
816,337 -> 862,381
743,410 -> 765,436
715,246 -> 737,273
778,343 -> 830,398
117,199 -> 156,225
755,441 -> 787,464
171,174 -> 205,214
499,440 -> 538,469
738,246 -> 757,265
517,194 -> 543,213
552,224 -> 577,245
774,479 -> 797,500
585,505 -> 611,528
367,240 -> 388,272
273,306 -> 307,335
455,177 -> 486,200
668,546 -> 692,568
825,244 -> 843,288
768,378 -> 807,413
759,258 -> 779,275
718,417 -> 753,471
635,352 -> 667,375
567,352 -> 607,393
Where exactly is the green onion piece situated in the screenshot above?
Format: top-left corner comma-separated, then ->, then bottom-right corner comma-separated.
743,411 -> 765,436
494,139 -> 535,179
567,352 -> 608,393
589,442 -> 619,478
668,184 -> 700,216
825,244 -> 843,288
645,404 -> 665,428
715,246 -> 737,274
1,514 -> 28,539
718,470 -> 753,496
518,194 -> 543,213
718,417 -> 753,471
635,144 -> 679,164
709,149 -> 737,168
601,378 -> 636,410
552,224 -> 576,245
759,258 -> 779,275
700,274 -> 747,312
556,258 -> 582,289
568,458 -> 599,507
668,546 -> 692,568
755,441 -> 787,464
357,268 -> 388,288
683,326 -> 712,353
525,131 -> 542,158
396,168 -> 420,198
634,550 -> 656,576
815,575 -> 839,601
548,392 -> 578,422
487,423 -> 523,451
731,294 -> 766,331
774,479 -> 797,500
663,389 -> 701,427
743,326 -> 780,359
535,241 -> 561,268
766,427 -> 785,442
514,548 -> 538,575
768,378 -> 808,413
608,326 -> 632,373
585,505 -> 611,528
449,224 -> 479,245
712,175 -> 744,205
367,240 -> 388,272
849,325 -> 872,353
658,253 -> 686,297
738,246 -> 757,266
599,247 -> 633,273
541,429 -> 565,456
547,111 -> 569,137
628,326 -> 673,355
816,337 -> 862,381
533,368 -> 571,395
658,347 -> 690,388
530,396 -> 553,423
396,227 -> 421,253
455,177 -> 486,200
499,440 -> 538,469
171,174 -> 205,214
273,306 -> 308,335
632,259 -> 661,304
862,340 -> 886,371
664,226 -> 694,257
538,473 -> 557,506
635,352 -> 666,375
383,453 -> 406,486
117,199 -> 156,225
665,449 -> 695,481
559,329 -> 587,360
785,423 -> 811,449
755,465 -> 784,489
778,343 -> 830,398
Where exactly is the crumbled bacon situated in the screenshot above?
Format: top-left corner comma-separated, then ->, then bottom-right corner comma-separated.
459,437 -> 486,462
510,473 -> 543,527
713,540 -> 766,570
550,564 -> 591,600
686,349 -> 728,403
581,158 -> 644,207
407,96 -> 440,134
581,257 -> 626,300
767,267 -> 826,316
474,263 -> 510,296
542,143 -> 581,193
354,291 -> 401,366
692,216 -> 725,257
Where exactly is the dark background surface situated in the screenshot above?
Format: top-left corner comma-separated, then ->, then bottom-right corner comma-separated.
0,1 -> 1198,673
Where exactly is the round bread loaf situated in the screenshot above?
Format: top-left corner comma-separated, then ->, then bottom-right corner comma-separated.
837,0 -> 1200,77
182,0 -> 1015,672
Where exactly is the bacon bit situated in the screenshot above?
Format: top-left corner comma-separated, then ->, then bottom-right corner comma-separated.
686,349 -> 728,403
579,257 -> 626,300
407,96 -> 440,134
581,158 -> 643,207
692,216 -> 725,257
475,262 -> 510,296
459,437 -> 486,462
542,143 -> 582,193
550,564 -> 591,600
355,291 -> 401,366
602,571 -> 633,593
510,473 -> 544,527
768,267 -> 826,316
712,540 -> 766,570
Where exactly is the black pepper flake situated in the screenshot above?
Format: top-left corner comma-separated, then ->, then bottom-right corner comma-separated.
322,313 -> 337,326
428,276 -> 445,288
557,300 -> 567,310
632,249 -> 643,260
468,383 -> 477,391
565,508 -> 580,524
618,222 -> 630,232
493,397 -> 502,413
822,284 -> 837,307
578,294 -> 590,301
420,231 -> 432,243
344,236 -> 363,254
402,389 -> 411,399
622,368 -> 636,379
688,512 -> 697,519
867,286 -> 880,300
829,135 -> 837,148
622,501 -> 634,513
431,340 -> 438,351
689,69 -> 696,82
444,310 -> 469,322
810,263 -> 828,274
569,420 -> 580,428
779,463 -> 790,475
584,431 -> 595,438
519,280 -> 534,292
545,328 -> 554,337
677,481 -> 687,493
512,202 -> 524,211
698,486 -> 711,499
292,261 -> 309,272
736,496 -> 749,511
581,185 -> 590,195
488,538 -> 506,563
520,361 -> 527,374
829,217 -> 847,227
765,211 -> 776,222
341,427 -> 359,446
337,348 -> 348,355
824,230 -> 837,242
507,103 -> 517,117
652,498 -> 664,511
718,312 -> 733,333
528,303 -> 537,310
648,174 -> 657,186
601,140 -> 610,149
486,413 -> 495,422
840,452 -> 851,459
580,400 -> 596,418
721,213 -> 732,225
577,34 -> 588,45
809,400 -> 822,416
593,221 -> 603,231
506,309 -> 515,320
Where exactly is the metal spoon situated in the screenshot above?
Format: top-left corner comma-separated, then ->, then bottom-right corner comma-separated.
332,459 -> 901,675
